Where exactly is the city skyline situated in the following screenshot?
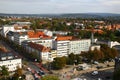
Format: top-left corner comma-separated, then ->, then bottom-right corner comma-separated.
0,0 -> 120,14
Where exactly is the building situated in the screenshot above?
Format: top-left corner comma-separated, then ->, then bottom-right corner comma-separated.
43,29 -> 53,37
90,45 -> 101,51
49,50 -> 57,61
14,32 -> 28,45
54,40 -> 70,57
1,25 -> 14,37
1,22 -> 31,37
6,31 -> 14,41
53,36 -> 91,56
23,38 -> 53,49
7,30 -> 51,45
53,36 -> 73,57
0,47 -> 22,71
69,39 -> 91,54
25,42 -> 51,62
52,31 -> 69,36
108,41 -> 120,48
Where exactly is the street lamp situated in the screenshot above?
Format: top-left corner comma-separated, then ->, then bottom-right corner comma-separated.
74,60 -> 77,67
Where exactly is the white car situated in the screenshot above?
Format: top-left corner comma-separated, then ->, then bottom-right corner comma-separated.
27,67 -> 32,71
98,78 -> 102,80
94,61 -> 99,65
91,71 -> 98,75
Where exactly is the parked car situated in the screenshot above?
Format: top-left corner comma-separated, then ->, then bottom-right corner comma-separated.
27,67 -> 31,71
38,70 -> 45,76
93,61 -> 99,65
34,73 -> 38,79
96,66 -> 103,69
91,71 -> 98,75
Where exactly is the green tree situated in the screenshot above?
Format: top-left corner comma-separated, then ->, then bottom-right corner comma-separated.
52,56 -> 66,70
67,53 -> 82,65
41,75 -> 60,80
29,51 -> 40,61
0,66 -> 9,79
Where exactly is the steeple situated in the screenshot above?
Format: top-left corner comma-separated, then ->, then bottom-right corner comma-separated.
91,32 -> 94,44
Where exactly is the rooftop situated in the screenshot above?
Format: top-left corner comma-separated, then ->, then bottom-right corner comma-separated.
28,42 -> 50,52
0,46 -> 8,53
27,30 -> 51,39
56,36 -> 73,41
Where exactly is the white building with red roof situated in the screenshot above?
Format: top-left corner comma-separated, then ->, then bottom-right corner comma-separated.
25,42 -> 51,62
0,47 -> 22,71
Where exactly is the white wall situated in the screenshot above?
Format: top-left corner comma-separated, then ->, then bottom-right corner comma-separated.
0,58 -> 22,71
56,40 -> 70,57
108,41 -> 120,48
2,25 -> 14,37
90,45 -> 100,51
69,39 -> 91,54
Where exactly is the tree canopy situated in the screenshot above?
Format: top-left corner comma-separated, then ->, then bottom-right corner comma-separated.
52,56 -> 66,70
41,75 -> 60,80
81,44 -> 118,62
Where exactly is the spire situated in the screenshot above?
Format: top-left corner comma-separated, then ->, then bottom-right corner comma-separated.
91,32 -> 94,44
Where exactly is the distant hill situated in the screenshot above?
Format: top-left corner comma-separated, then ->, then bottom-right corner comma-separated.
0,13 -> 120,18
61,13 -> 120,18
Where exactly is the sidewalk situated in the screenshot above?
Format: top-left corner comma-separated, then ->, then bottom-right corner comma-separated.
34,62 -> 49,73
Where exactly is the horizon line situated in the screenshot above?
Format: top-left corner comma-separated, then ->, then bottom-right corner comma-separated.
0,12 -> 120,15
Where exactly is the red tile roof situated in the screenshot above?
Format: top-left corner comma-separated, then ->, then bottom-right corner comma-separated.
56,36 -> 73,41
0,47 -> 8,53
28,42 -> 50,52
27,31 -> 51,39
86,29 -> 104,34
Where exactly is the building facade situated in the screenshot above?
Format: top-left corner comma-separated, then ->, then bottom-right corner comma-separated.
14,32 -> 28,45
0,50 -> 22,71
69,39 -> 91,54
54,40 -> 70,57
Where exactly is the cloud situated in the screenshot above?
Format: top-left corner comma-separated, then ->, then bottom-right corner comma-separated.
0,0 -> 120,14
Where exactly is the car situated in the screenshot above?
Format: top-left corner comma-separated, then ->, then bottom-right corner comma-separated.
91,71 -> 98,75
34,73 -> 38,79
38,70 -> 45,76
93,61 -> 99,65
96,66 -> 103,69
98,78 -> 102,80
27,67 -> 31,71
35,70 -> 39,73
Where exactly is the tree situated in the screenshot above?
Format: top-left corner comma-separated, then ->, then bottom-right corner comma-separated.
29,51 -> 40,61
0,66 -> 9,79
67,53 -> 76,65
13,66 -> 23,80
101,44 -> 118,60
81,44 -> 119,62
52,56 -> 66,70
41,75 -> 60,80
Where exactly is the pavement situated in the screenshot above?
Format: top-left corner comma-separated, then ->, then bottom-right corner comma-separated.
52,62 -> 115,80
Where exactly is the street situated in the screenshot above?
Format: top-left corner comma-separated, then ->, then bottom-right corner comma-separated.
77,68 -> 114,80
0,40 -> 43,79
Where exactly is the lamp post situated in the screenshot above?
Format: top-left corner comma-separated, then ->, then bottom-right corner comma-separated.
74,60 -> 77,67
73,60 -> 77,76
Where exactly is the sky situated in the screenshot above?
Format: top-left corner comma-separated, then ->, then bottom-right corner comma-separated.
0,0 -> 120,14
